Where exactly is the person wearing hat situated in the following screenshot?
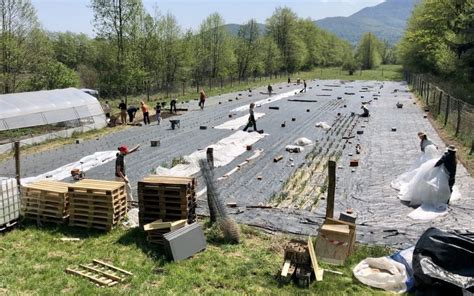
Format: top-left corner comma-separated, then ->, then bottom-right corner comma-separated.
434,145 -> 457,193
115,144 -> 140,203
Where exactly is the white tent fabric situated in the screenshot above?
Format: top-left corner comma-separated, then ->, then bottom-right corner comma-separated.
0,88 -> 106,131
155,131 -> 266,177
21,151 -> 117,184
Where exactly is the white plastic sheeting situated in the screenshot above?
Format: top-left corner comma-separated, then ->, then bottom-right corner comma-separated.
214,113 -> 265,130
21,151 -> 117,184
0,88 -> 106,131
155,130 -> 266,177
353,257 -> 408,293
315,122 -> 332,130
391,145 -> 439,191
294,137 -> 313,146
231,90 -> 297,112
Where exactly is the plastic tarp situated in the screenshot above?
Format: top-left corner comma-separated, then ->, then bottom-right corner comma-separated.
353,257 -> 409,293
155,131 -> 266,177
413,227 -> 474,295
214,113 -> 265,130
0,88 -> 106,131
21,151 -> 117,184
315,122 -> 331,130
231,90 -> 297,112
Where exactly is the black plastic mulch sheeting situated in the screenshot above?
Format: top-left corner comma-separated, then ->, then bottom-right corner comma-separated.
413,227 -> 474,296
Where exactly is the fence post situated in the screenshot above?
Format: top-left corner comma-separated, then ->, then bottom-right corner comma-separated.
444,95 -> 450,126
425,83 -> 429,106
326,160 -> 336,219
438,90 -> 443,115
455,100 -> 462,137
14,141 -> 20,186
427,83 -> 430,105
182,81 -> 185,96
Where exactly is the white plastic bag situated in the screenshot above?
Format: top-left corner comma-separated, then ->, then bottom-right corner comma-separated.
315,122 -> 331,130
294,137 -> 313,146
353,257 -> 408,293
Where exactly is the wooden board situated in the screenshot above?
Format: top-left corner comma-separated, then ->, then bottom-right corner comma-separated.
144,219 -> 186,231
281,260 -> 291,277
320,224 -> 350,235
308,236 -> 324,282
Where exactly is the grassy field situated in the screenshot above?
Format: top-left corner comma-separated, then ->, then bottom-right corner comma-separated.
0,126 -> 129,164
0,220 -> 393,295
112,65 -> 404,108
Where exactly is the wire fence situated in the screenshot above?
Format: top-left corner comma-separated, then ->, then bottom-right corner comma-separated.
405,72 -> 474,154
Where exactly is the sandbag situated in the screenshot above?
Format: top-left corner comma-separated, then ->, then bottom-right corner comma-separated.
353,257 -> 408,293
413,227 -> 474,296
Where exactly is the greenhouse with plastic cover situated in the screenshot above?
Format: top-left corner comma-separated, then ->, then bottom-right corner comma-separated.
0,88 -> 106,153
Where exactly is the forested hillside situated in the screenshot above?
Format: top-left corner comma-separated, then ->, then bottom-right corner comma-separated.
0,1 -> 353,99
397,0 -> 473,102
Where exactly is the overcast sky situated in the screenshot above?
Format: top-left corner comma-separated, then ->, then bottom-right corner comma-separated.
31,0 -> 385,36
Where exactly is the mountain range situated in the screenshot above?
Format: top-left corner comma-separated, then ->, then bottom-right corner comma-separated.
315,0 -> 421,45
224,0 -> 420,45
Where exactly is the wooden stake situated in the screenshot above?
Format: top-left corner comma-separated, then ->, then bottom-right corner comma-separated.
14,141 -> 20,186
326,160 -> 336,219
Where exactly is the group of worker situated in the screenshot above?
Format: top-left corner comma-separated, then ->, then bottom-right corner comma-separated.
101,89 -> 208,126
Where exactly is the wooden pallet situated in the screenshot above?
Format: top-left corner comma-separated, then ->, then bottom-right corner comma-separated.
142,176 -> 195,187
68,180 -> 125,199
66,259 -> 133,287
145,219 -> 187,245
138,176 -> 197,228
68,179 -> 127,231
21,181 -> 69,224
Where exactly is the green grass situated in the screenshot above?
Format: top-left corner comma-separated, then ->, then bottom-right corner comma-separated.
108,65 -> 404,107
0,220 -> 394,295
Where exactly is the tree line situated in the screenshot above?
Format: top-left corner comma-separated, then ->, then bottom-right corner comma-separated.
397,0 -> 473,90
0,0 -> 397,100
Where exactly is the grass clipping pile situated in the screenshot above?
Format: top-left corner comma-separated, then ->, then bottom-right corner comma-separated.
200,159 -> 240,243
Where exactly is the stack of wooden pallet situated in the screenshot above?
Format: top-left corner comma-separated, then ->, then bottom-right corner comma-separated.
137,176 -> 196,227
143,219 -> 187,245
21,180 -> 69,224
68,179 -> 127,231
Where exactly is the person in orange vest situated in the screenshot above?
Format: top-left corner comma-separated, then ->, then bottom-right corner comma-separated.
141,101 -> 150,125
199,89 -> 206,110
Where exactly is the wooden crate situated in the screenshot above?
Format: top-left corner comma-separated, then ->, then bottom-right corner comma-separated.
144,219 -> 187,245
315,218 -> 356,266
138,176 -> 196,227
68,179 -> 127,231
21,180 -> 69,224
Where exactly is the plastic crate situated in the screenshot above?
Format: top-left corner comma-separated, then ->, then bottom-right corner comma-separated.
0,178 -> 20,227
